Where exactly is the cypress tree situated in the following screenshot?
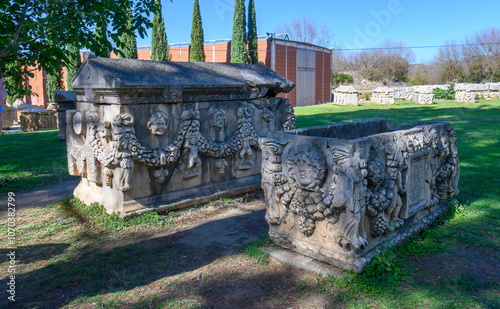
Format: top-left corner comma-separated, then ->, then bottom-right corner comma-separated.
119,2 -> 138,59
46,66 -> 64,102
92,22 -> 109,57
190,0 -> 205,62
151,0 -> 170,61
66,44 -> 81,91
247,0 -> 258,64
231,0 -> 247,63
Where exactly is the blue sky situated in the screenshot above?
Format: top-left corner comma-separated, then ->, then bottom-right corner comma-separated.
136,0 -> 500,63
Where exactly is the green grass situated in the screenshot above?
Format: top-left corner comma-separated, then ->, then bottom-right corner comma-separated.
0,130 -> 68,193
0,100 -> 499,308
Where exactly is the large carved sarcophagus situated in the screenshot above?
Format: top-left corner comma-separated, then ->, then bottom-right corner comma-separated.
260,120 -> 459,272
68,54 -> 295,215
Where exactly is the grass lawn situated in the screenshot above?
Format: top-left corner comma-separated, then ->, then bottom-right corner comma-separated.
0,100 -> 499,308
0,129 -> 68,194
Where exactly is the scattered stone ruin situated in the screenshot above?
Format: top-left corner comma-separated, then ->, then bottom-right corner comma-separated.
412,86 -> 434,104
393,87 -> 413,100
371,87 -> 395,104
333,86 -> 358,106
19,108 -> 58,131
260,119 -> 459,272
455,84 -> 476,103
67,55 -> 295,216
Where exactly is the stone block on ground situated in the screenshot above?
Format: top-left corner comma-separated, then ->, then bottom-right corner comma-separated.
333,85 -> 358,106
372,87 -> 395,104
19,109 -> 58,132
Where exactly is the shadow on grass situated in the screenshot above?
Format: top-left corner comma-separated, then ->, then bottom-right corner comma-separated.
0,207 -> 269,308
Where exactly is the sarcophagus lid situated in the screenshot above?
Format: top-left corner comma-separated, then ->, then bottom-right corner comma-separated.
72,54 -> 295,104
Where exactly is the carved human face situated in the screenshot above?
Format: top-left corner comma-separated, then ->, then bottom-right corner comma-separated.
387,167 -> 398,180
294,154 -> 316,189
150,117 -> 167,135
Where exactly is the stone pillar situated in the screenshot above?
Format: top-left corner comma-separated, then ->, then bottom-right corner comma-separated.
2,106 -> 16,129
54,91 -> 76,140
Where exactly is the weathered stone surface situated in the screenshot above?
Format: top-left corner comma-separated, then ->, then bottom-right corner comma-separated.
55,91 -> 77,140
455,84 -> 476,102
372,87 -> 395,104
333,86 -> 358,106
260,119 -> 459,273
68,56 -> 296,216
2,106 -> 16,129
393,87 -> 413,100
19,109 -> 58,132
412,86 -> 434,104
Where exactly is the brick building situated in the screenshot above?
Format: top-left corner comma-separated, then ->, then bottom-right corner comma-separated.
24,34 -> 332,107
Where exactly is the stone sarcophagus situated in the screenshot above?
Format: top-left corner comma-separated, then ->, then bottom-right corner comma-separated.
260,120 -> 459,272
2,106 -> 16,129
412,86 -> 434,104
333,86 -> 358,106
68,55 -> 295,215
19,108 -> 58,131
372,87 -> 395,104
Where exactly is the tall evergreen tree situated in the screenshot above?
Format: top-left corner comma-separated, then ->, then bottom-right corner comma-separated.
119,2 -> 138,59
190,0 -> 206,62
151,0 -> 170,61
247,0 -> 258,64
231,0 -> 247,63
46,66 -> 64,102
92,22 -> 109,57
66,44 -> 81,90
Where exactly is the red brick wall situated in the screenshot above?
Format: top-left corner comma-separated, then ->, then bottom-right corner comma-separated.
315,50 -> 331,104
275,44 -> 297,107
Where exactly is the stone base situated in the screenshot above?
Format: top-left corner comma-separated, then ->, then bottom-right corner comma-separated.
74,175 -> 261,216
19,109 -> 58,131
269,201 -> 450,273
2,106 -> 16,129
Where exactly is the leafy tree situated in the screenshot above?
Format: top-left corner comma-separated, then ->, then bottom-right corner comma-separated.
247,0 -> 258,64
92,22 -> 110,57
4,61 -> 24,106
151,0 -> 170,61
0,0 -> 163,94
119,1 -> 138,59
46,65 -> 64,102
231,0 -> 247,63
66,44 -> 81,91
190,0 -> 205,62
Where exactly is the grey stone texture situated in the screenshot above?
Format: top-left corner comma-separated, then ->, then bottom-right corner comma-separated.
393,87 -> 413,100
54,91 -> 77,140
412,86 -> 434,104
455,84 -> 476,103
67,56 -> 296,216
333,86 -> 358,106
260,119 -> 459,272
19,109 -> 57,131
372,87 -> 395,104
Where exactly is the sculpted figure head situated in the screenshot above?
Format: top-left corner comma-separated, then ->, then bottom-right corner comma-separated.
147,112 -> 169,135
286,142 -> 326,190
210,109 -> 227,131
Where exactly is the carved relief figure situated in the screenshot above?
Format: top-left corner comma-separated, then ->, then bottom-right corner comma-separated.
147,112 -> 169,135
384,152 -> 405,228
215,159 -> 229,174
182,104 -> 202,178
210,109 -> 227,131
111,114 -> 136,191
282,104 -> 296,131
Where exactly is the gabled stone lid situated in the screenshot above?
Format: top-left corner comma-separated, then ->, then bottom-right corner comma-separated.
334,85 -> 357,93
373,86 -> 394,93
72,54 -> 295,104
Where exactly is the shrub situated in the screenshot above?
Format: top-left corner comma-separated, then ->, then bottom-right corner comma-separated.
332,72 -> 353,85
434,84 -> 455,100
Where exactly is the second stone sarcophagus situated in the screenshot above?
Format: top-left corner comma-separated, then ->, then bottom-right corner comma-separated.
68,55 -> 295,215
260,120 -> 459,272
